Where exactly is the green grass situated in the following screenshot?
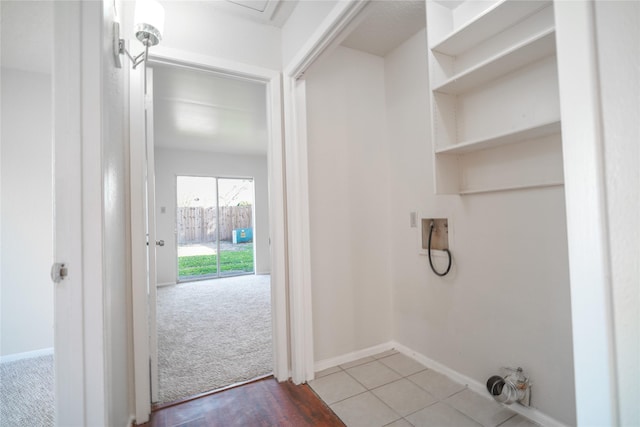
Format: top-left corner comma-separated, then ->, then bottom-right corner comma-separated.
178,244 -> 254,278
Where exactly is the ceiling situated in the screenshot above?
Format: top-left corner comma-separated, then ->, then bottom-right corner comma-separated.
341,1 -> 426,57
153,1 -> 427,155
152,64 -> 268,156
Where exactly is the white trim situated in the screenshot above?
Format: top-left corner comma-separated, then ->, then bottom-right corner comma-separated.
52,2 -> 86,426
129,58 -> 150,423
392,342 -> 569,427
81,2 -> 107,424
146,67 -> 160,404
150,46 -> 279,84
283,78 -> 314,384
0,348 -> 54,364
314,342 -> 395,373
284,0 -> 370,79
282,0 -> 370,386
554,2 -> 618,425
156,282 -> 177,288
130,47 -> 289,421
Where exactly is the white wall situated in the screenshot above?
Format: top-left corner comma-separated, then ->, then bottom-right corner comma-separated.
154,148 -> 270,284
305,46 -> 392,362
281,0 -> 337,68
0,68 -> 54,356
132,1 -> 282,70
595,2 -> 640,424
384,30 -> 575,425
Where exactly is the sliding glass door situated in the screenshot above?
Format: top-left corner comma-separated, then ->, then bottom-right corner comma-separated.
176,176 -> 255,282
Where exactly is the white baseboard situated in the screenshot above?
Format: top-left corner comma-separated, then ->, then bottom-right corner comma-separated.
314,341 -> 396,373
391,341 -> 568,427
157,282 -> 177,288
127,415 -> 136,427
0,347 -> 54,363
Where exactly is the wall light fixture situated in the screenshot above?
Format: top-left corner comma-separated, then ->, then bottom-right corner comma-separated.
114,0 -> 165,69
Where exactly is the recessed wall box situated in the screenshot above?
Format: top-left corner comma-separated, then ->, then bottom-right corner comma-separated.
422,218 -> 449,251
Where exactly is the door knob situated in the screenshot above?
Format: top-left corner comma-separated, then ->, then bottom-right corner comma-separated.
156,240 -> 165,247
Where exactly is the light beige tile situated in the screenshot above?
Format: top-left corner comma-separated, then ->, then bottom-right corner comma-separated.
384,419 -> 414,427
346,361 -> 403,390
330,391 -> 401,427
445,389 -> 515,427
498,415 -> 540,427
372,378 -> 437,416
372,349 -> 400,359
339,356 -> 376,370
378,353 -> 427,377
315,366 -> 341,378
406,402 -> 482,427
408,369 -> 466,399
308,371 -> 366,405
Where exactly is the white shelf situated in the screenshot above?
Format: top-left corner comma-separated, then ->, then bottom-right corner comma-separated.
431,0 -> 552,56
435,120 -> 561,155
433,29 -> 556,95
459,181 -> 563,195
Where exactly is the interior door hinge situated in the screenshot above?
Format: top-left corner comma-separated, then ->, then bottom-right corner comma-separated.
51,263 -> 68,283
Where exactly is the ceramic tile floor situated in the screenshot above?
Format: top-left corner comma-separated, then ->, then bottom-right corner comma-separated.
309,350 -> 540,427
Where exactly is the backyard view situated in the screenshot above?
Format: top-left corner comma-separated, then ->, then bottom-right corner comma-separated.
177,176 -> 255,281
178,243 -> 254,277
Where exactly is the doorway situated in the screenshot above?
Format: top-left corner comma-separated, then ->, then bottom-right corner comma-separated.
176,176 -> 255,282
147,61 -> 278,404
131,47 -> 288,421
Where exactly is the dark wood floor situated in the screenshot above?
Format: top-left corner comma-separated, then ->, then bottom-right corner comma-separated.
137,377 -> 346,427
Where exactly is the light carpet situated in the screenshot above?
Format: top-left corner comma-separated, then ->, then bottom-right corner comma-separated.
0,354 -> 54,427
157,274 -> 272,403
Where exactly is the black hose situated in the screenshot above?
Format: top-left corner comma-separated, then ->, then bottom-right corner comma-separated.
428,222 -> 452,276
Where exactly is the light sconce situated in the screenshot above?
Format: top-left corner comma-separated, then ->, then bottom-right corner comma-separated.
114,0 -> 165,69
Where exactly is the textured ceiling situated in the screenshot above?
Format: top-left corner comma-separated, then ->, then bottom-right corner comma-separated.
152,64 -> 268,156
341,0 -> 426,57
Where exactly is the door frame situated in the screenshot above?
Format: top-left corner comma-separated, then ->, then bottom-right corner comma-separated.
130,46 -> 288,423
282,0 -> 370,384
175,175 -> 257,282
53,1 -> 109,424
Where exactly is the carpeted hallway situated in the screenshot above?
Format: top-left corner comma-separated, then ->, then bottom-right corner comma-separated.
0,354 -> 54,427
157,274 -> 273,403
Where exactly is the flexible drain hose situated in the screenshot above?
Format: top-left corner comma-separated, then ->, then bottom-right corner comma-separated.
428,222 -> 452,276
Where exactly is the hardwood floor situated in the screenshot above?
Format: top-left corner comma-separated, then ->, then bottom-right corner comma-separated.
136,377 -> 346,427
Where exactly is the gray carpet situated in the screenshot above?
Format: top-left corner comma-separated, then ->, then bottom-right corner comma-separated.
157,274 -> 273,403
0,354 -> 54,427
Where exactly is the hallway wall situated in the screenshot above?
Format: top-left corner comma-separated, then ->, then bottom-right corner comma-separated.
305,46 -> 393,362
0,68 -> 53,356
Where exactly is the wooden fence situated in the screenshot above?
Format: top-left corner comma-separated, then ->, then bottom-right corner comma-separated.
177,206 -> 252,244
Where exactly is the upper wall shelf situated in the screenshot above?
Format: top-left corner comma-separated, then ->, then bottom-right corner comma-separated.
431,0 -> 552,56
433,29 -> 556,95
435,120 -> 561,155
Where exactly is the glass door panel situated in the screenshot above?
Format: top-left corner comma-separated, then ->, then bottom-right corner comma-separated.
176,176 -> 218,281
217,178 -> 255,277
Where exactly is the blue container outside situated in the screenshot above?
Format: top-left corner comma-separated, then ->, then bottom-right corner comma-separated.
232,228 -> 253,244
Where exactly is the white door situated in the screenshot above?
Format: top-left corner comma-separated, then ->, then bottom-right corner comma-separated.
145,68 -> 160,403
130,64 -> 158,420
